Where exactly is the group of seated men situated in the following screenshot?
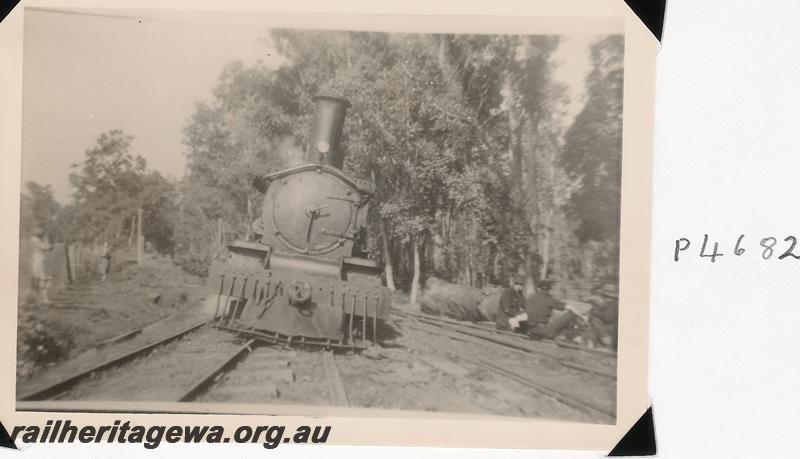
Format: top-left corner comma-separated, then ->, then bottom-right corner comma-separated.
494,278 -> 618,347
418,274 -> 618,347
495,278 -> 571,339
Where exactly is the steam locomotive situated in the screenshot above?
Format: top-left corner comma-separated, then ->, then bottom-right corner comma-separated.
206,95 -> 391,350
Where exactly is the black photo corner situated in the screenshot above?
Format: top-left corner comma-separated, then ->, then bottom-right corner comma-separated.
0,0 -> 662,455
607,0 -> 663,456
624,0 -> 666,41
0,420 -> 18,450
609,407 -> 657,456
1,0 -> 20,23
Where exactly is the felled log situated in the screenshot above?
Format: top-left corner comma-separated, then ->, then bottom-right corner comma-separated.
419,277 -> 485,322
478,290 -> 503,322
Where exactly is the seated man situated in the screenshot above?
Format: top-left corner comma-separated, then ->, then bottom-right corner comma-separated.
525,279 -> 574,340
494,279 -> 526,331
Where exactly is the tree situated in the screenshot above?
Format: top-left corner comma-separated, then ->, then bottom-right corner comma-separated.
503,36 -> 565,294
561,35 -> 624,281
438,34 -> 567,291
65,130 -> 177,252
19,182 -> 60,238
178,29 -> 621,301
179,60 -> 306,254
181,31 -> 489,303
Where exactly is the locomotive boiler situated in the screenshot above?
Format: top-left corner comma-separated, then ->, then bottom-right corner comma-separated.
206,95 -> 391,350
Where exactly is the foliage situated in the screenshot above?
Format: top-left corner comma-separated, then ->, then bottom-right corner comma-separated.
562,36 -> 624,243
19,182 -> 61,238
174,252 -> 211,277
57,130 -> 178,252
22,30 -> 626,304
16,308 -> 73,377
174,31 -> 626,295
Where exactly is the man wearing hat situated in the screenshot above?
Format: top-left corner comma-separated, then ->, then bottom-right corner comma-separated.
494,276 -> 526,331
525,279 -> 572,340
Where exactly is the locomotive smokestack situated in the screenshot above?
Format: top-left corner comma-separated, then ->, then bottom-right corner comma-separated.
309,95 -> 350,169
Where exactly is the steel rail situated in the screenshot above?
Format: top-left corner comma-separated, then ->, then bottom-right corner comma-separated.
322,351 -> 349,406
94,328 -> 143,348
413,316 -> 616,379
18,321 -> 209,401
474,357 -> 616,421
392,308 -> 617,357
177,339 -> 256,402
396,314 -> 617,379
401,321 -> 615,421
400,317 -> 616,379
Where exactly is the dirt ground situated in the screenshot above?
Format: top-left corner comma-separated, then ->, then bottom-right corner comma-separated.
335,321 -> 614,423
16,258 -> 616,424
16,255 -> 207,378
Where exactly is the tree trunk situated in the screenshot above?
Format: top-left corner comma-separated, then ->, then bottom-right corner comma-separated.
432,209 -> 445,274
505,76 -> 524,194
469,218 -> 479,286
344,31 -> 352,69
503,50 -> 538,296
65,242 -> 73,284
409,237 -> 421,308
432,232 -> 444,275
465,248 -> 473,287
539,233 -> 550,280
246,198 -> 252,241
539,141 -> 558,280
523,251 -> 537,297
436,35 -> 457,86
128,214 -> 136,248
382,230 -> 396,291
136,207 -> 144,266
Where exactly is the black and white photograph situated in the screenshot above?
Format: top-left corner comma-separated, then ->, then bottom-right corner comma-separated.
13,6 -> 632,431
13,0 -> 800,457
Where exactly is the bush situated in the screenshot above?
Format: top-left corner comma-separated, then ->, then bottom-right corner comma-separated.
174,253 -> 211,278
17,308 -> 74,378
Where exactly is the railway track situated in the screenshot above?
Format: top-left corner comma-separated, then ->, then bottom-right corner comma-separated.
18,321 -> 351,407
393,308 -> 617,357
18,320 -> 210,401
17,310 -> 613,422
399,317 -> 616,378
391,310 -> 616,373
391,310 -> 617,422
26,326 -> 254,402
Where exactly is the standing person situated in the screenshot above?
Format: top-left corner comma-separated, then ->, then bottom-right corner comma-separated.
29,226 -> 53,305
494,278 -> 526,331
99,241 -> 112,282
525,279 -> 574,340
